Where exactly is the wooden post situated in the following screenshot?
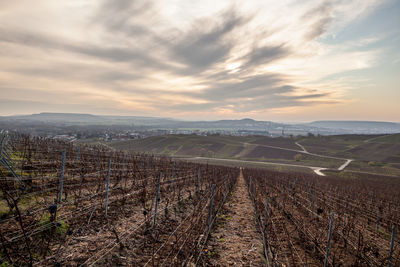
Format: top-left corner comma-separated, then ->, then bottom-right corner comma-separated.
58,150 -> 66,203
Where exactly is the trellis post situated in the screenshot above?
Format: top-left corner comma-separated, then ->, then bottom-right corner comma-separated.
76,147 -> 80,161
197,167 -> 201,191
154,171 -> 162,225
265,196 -> 270,232
389,225 -> 396,267
207,184 -> 216,233
58,150 -> 66,203
324,212 -> 335,267
105,159 -> 111,215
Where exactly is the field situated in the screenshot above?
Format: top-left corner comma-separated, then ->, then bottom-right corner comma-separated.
0,134 -> 238,266
1,133 -> 399,266
244,168 -> 400,266
98,133 -> 400,177
102,135 -> 345,170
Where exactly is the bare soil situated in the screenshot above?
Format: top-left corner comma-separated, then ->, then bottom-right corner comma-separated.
207,171 -> 266,266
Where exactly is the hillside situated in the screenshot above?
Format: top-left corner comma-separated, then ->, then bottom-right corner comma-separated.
104,133 -> 400,176
297,133 -> 400,175
297,134 -> 400,162
107,135 -> 344,169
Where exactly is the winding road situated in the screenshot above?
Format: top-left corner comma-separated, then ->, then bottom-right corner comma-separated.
239,141 -> 353,175
185,141 -> 353,176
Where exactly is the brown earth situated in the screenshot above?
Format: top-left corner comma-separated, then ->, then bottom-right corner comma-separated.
207,171 -> 266,266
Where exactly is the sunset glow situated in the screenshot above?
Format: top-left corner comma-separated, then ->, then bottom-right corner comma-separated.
0,0 -> 399,121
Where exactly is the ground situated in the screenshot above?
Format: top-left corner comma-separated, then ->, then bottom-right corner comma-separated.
100,133 -> 400,176
207,171 -> 266,266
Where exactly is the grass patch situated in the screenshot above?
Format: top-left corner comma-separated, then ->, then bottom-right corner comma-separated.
39,214 -> 68,237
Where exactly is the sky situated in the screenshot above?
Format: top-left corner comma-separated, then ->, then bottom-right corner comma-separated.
0,0 -> 399,122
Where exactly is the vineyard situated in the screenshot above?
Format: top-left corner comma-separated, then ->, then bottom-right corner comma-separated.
244,169 -> 400,266
0,132 -> 399,266
0,133 -> 238,266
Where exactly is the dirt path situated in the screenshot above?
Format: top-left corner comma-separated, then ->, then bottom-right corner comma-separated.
208,171 -> 265,266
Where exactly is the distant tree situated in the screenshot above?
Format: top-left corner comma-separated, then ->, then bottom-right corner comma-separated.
294,154 -> 302,161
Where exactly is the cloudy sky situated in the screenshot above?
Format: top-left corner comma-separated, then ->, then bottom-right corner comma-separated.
0,0 -> 399,122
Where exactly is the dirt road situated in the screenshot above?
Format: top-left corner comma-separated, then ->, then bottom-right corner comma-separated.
208,171 -> 265,266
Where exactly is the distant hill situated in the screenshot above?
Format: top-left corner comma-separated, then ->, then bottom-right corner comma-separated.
308,121 -> 400,133
0,113 -> 283,130
1,112 -> 178,126
1,113 -> 399,135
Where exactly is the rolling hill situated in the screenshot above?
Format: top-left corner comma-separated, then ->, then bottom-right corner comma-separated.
2,113 -> 399,134
103,133 -> 400,176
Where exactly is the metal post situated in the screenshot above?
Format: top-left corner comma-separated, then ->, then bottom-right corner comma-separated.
146,158 -> 150,181
121,154 -> 125,177
97,152 -> 101,171
105,159 -> 111,215
207,184 -> 216,231
58,150 -> 66,203
389,225 -> 396,267
376,208 -> 381,232
171,162 -> 175,187
249,176 -> 252,195
76,147 -> 80,161
344,197 -> 348,224
324,212 -> 335,267
154,171 -> 162,225
265,196 -> 270,232
197,167 -> 201,191
0,135 -> 5,157
223,180 -> 228,201
312,188 -> 316,218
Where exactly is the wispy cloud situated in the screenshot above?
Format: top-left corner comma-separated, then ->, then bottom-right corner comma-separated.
0,0 -> 397,120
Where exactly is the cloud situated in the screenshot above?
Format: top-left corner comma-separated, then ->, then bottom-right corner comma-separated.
301,1 -> 333,40
170,10 -> 246,71
242,45 -> 289,68
0,0 -> 389,119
